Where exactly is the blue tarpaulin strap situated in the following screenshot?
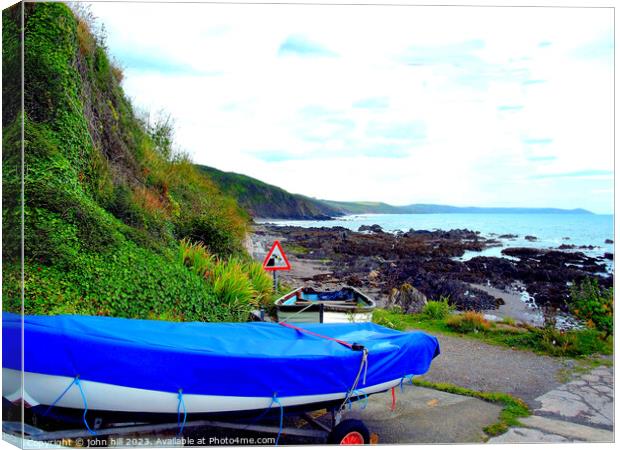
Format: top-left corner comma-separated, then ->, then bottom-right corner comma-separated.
75,378 -> 97,436
177,390 -> 187,436
400,374 -> 415,392
43,377 -> 78,417
352,389 -> 369,410
43,376 -> 97,435
271,394 -> 284,446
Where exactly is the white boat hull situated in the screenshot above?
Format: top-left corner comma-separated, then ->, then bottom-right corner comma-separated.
3,368 -> 398,414
277,310 -> 374,324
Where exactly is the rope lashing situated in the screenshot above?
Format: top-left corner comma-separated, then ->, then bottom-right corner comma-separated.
43,377 -> 78,417
339,347 -> 369,412
75,378 -> 97,436
277,322 -> 370,415
352,389 -> 369,410
177,390 -> 187,436
400,374 -> 415,393
43,376 -> 97,435
270,393 -> 284,446
277,322 -> 355,349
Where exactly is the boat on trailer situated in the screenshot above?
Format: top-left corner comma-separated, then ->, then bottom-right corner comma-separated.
275,286 -> 376,323
2,313 -> 439,443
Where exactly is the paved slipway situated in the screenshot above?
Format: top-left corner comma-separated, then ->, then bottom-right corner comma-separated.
250,228 -> 614,444
488,364 -> 614,443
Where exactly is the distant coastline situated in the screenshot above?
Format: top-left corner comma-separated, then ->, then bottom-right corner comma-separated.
199,164 -> 598,220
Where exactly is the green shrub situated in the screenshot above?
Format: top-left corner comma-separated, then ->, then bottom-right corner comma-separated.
178,238 -> 216,278
208,257 -> 258,320
569,278 -> 613,339
422,296 -> 454,320
178,239 -> 270,320
243,260 -> 273,306
446,311 -> 491,333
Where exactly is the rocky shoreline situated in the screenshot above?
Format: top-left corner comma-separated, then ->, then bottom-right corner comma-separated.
252,223 -> 613,323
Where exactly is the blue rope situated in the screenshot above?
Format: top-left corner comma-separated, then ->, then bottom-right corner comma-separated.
43,377 -> 78,417
352,389 -> 369,410
74,378 -> 97,436
271,394 -> 283,446
43,376 -> 96,435
177,390 -> 187,436
400,374 -> 415,393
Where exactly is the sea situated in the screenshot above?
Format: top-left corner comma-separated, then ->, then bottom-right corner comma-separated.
259,213 -> 614,269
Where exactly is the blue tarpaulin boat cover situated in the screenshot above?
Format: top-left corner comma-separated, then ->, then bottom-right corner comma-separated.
3,313 -> 439,398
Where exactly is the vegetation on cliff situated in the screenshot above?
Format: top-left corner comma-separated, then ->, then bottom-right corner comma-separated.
197,165 -> 342,219
2,2 -> 269,321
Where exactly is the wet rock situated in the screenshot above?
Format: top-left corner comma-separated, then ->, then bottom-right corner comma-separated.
604,253 -> 613,260
263,224 -> 611,313
386,283 -> 428,314
345,274 -> 364,287
605,239 -> 613,244
525,235 -> 538,242
359,224 -> 384,233
499,234 -> 518,239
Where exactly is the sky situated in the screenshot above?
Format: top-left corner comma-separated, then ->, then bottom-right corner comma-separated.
84,1 -> 614,214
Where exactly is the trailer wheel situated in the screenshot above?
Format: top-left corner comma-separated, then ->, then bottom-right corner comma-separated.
328,419 -> 370,445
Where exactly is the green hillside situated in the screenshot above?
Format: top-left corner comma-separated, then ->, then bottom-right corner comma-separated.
197,165 -> 593,218
197,165 -> 342,219
320,200 -> 402,215
2,3 -> 271,321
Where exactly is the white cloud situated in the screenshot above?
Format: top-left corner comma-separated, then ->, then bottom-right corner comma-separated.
86,1 -> 614,213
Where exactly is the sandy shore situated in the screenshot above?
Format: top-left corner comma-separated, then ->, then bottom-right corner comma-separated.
477,283 -> 544,326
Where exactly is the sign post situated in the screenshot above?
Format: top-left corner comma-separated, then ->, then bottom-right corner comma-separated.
262,240 -> 291,292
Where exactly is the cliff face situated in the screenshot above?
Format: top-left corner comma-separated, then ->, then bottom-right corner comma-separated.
197,165 -> 343,220
2,3 -> 251,319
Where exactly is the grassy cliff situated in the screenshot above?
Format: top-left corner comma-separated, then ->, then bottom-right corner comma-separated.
197,165 -> 342,219
2,2 -> 269,321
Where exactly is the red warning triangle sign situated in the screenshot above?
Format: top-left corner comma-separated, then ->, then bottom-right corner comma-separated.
262,240 -> 291,271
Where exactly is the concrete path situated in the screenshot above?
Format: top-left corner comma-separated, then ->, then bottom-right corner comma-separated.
345,385 -> 501,444
488,366 -> 614,443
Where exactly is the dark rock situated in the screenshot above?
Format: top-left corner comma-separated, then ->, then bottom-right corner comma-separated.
345,274 -> 363,287
358,224 -> 384,233
605,239 -> 614,244
263,223 -> 611,313
604,253 -> 613,260
498,234 -> 518,239
577,245 -> 598,250
524,235 -> 538,241
385,283 -> 427,313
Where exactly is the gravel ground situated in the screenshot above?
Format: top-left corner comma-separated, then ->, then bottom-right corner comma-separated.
418,332 -> 574,407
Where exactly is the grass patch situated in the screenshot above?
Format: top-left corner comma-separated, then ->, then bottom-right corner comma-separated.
446,311 -> 491,333
373,309 -> 613,358
422,297 -> 454,320
283,243 -> 309,255
413,378 -> 530,437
